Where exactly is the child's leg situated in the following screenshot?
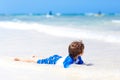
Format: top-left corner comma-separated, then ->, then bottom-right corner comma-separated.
14,57 -> 37,63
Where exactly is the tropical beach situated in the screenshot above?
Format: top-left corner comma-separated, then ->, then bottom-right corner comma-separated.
0,14 -> 120,80
0,0 -> 120,79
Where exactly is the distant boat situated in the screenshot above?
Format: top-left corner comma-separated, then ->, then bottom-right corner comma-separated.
48,11 -> 53,15
94,11 -> 104,17
46,11 -> 54,18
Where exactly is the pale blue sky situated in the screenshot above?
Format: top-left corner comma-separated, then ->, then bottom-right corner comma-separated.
0,0 -> 119,14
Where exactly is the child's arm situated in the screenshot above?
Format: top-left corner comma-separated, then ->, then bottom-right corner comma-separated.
63,56 -> 74,68
76,56 -> 93,66
76,56 -> 84,64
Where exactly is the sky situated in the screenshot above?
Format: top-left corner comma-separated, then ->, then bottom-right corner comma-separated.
0,0 -> 120,14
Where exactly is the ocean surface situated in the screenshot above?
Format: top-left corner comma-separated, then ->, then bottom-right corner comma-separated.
0,14 -> 120,43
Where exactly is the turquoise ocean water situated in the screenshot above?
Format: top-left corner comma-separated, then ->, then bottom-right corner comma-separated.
0,14 -> 120,43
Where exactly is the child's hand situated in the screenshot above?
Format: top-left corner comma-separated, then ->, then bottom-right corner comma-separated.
84,63 -> 93,66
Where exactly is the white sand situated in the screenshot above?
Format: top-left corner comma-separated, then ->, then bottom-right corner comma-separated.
0,28 -> 120,80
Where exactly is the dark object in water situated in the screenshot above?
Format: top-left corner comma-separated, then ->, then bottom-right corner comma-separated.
49,11 -> 53,15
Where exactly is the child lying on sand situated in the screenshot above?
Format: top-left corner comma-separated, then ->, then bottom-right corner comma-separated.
14,41 -> 85,68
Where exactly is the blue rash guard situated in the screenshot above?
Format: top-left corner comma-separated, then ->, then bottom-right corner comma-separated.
37,55 -> 62,64
63,56 -> 84,68
37,55 -> 84,68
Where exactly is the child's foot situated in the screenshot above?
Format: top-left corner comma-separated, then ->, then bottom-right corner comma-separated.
14,58 -> 20,61
32,55 -> 38,58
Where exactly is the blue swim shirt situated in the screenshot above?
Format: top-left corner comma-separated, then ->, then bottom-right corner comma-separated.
37,55 -> 62,64
37,55 -> 84,68
63,56 -> 84,68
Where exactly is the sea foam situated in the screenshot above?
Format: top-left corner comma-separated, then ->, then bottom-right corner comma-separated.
0,21 -> 120,43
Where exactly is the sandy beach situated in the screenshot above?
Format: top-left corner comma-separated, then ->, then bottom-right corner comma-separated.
0,27 -> 120,80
